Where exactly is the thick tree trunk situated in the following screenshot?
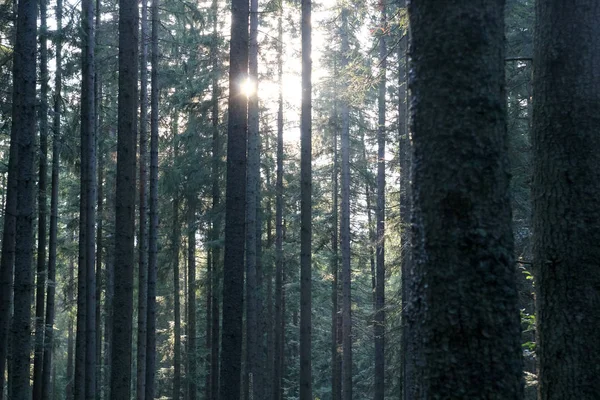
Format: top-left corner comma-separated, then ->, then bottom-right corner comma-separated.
41,2 -> 62,395
110,0 -> 139,395
145,0 -> 159,395
374,4 -> 386,398
32,0 -> 50,393
407,1 -> 523,398
532,2 -> 600,399
9,0 -> 37,395
219,0 -> 248,395
340,8 -> 352,400
299,0 -> 312,398
136,0 -> 149,395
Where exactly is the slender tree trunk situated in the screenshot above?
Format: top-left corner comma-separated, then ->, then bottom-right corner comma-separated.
340,8 -> 352,400
66,259 -> 75,400
145,0 -> 159,395
209,4 -> 221,399
9,0 -> 37,394
246,0 -> 260,393
533,2 -> 600,399
330,82 -> 341,400
300,0 -> 312,397
41,1 -> 62,395
94,1 -> 102,396
205,252 -> 213,400
407,2 -> 522,398
374,4 -> 386,398
110,0 -> 139,394
33,0 -> 50,393
397,3 -> 412,399
171,137 -> 182,400
187,200 -> 197,400
219,0 -> 249,394
273,6 -> 284,398
136,0 -> 149,395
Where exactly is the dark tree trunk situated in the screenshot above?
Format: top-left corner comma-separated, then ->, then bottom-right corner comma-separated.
374,3 -> 386,398
187,200 -> 197,400
94,1 -> 102,395
145,0 -> 159,395
41,1 -> 62,395
299,0 -> 312,397
532,2 -> 600,399
407,1 -> 523,398
32,0 -> 50,393
339,8 -> 352,400
209,2 -> 221,396
66,259 -> 75,400
246,0 -> 260,392
9,0 -> 37,395
219,0 -> 248,394
136,0 -> 149,395
171,149 -> 182,400
110,0 -> 139,394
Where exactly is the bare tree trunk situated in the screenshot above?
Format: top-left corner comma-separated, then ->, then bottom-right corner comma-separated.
145,0 -> 159,395
187,199 -> 197,400
374,4 -> 386,398
340,8 -> 352,400
9,0 -> 37,394
299,0 -> 312,397
136,0 -> 149,395
33,0 -> 50,393
171,134 -> 182,400
41,1 -> 62,395
110,0 -> 139,394
219,0 -> 249,394
407,1 -> 522,398
66,259 -> 75,400
533,2 -> 600,399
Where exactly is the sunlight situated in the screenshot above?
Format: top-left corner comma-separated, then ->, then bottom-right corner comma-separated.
241,77 -> 257,98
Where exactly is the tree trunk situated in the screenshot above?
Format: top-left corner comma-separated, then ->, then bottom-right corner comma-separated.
41,1 -> 62,395
532,2 -> 600,399
374,3 -> 386,398
246,0 -> 260,392
407,1 -> 523,398
110,0 -> 139,394
187,199 -> 197,400
9,0 -> 37,394
340,8 -> 352,400
32,0 -> 50,393
209,2 -> 221,396
219,0 -> 248,394
273,7 -> 284,398
171,140 -> 182,400
300,0 -> 312,397
66,259 -> 75,400
136,0 -> 149,395
145,0 -> 159,395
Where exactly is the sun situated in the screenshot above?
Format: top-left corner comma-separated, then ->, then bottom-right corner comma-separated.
241,77 -> 257,98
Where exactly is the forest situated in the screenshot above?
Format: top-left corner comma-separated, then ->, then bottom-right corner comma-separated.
0,0 -> 598,399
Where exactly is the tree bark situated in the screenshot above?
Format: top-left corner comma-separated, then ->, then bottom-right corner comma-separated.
187,199 -> 197,400
41,1 -> 62,395
145,0 -> 159,395
66,259 -> 75,400
110,0 -> 139,394
340,8 -> 352,400
32,0 -> 50,393
136,0 -> 149,395
300,0 -> 312,397
532,2 -> 600,399
219,0 -> 248,394
407,1 -> 523,398
374,3 -> 386,398
9,0 -> 37,395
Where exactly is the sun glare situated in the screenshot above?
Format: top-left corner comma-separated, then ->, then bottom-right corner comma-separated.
241,77 -> 257,98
